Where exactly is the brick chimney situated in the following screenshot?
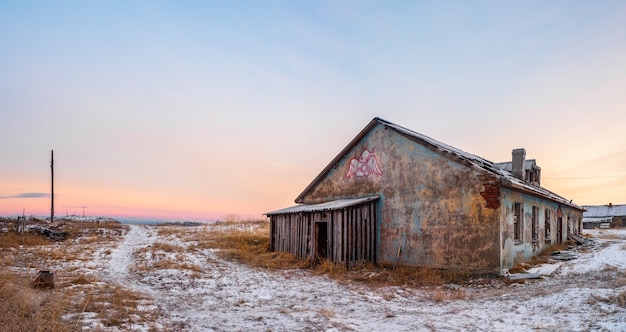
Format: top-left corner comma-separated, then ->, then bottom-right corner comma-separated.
512,148 -> 526,180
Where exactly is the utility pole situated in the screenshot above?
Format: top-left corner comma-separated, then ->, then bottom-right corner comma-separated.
50,150 -> 54,223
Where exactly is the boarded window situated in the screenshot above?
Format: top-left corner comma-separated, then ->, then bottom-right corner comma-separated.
532,206 -> 539,241
514,202 -> 522,241
544,209 -> 551,239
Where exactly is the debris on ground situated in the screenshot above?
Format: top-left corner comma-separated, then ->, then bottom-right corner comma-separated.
32,270 -> 55,289
31,226 -> 67,241
550,251 -> 579,261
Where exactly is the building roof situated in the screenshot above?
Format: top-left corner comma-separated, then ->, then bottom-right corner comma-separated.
582,217 -> 613,223
494,160 -> 539,172
294,117 -> 582,211
582,204 -> 626,218
266,195 -> 379,216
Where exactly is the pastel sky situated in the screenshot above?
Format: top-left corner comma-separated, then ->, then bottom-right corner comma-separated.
1,1 -> 625,220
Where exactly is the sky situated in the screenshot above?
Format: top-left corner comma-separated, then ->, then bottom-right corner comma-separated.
1,1 -> 625,221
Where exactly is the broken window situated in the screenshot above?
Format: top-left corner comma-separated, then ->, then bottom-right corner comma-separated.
567,214 -> 571,235
544,209 -> 551,240
532,206 -> 539,241
514,202 -> 522,242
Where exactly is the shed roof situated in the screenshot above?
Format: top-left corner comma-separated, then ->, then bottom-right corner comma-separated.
294,117 -> 582,211
583,204 -> 626,218
266,195 -> 379,216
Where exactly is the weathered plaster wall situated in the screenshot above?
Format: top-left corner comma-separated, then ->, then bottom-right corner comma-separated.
500,188 -> 583,270
300,124 -> 501,272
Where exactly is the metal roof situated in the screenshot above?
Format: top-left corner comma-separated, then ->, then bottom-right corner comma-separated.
266,195 -> 379,216
582,216 -> 613,223
583,204 -> 626,218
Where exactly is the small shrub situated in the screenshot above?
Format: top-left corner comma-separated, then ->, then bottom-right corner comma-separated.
318,308 -> 336,318
150,242 -> 184,253
315,260 -> 348,277
69,274 -> 98,285
616,278 -> 626,287
431,289 -> 446,302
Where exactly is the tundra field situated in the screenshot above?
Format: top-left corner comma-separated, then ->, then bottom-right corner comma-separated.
1,218 -> 625,331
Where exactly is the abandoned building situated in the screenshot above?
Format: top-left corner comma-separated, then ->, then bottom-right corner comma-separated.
266,117 -> 584,275
583,203 -> 626,229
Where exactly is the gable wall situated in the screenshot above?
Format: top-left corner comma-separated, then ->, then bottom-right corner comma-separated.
300,124 -> 501,272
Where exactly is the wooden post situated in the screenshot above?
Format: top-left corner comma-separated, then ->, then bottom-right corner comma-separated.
50,150 -> 54,223
393,244 -> 401,270
17,208 -> 26,234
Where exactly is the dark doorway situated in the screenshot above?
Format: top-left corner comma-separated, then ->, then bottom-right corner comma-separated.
557,217 -> 563,244
315,222 -> 328,260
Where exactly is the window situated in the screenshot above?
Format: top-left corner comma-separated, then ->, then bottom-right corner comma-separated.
567,214 -> 571,235
532,206 -> 539,241
514,202 -> 522,242
544,209 -> 551,239
557,216 -> 563,244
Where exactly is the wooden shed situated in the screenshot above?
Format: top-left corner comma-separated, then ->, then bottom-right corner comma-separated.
267,196 -> 379,266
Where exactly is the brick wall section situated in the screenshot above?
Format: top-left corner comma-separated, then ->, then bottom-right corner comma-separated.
479,173 -> 501,209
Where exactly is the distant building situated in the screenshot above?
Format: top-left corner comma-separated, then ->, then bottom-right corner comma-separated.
266,117 -> 583,275
583,203 -> 626,229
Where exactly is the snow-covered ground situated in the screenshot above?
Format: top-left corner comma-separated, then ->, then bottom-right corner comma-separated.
8,222 -> 620,331
71,225 -> 626,331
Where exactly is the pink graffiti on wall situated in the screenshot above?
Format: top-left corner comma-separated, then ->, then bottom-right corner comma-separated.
345,149 -> 383,178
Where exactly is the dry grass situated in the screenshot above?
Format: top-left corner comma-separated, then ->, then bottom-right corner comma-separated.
177,220 -> 474,287
0,230 -> 53,248
430,288 -> 466,302
615,278 -> 626,287
209,231 -> 310,269
68,222 -> 126,244
74,283 -> 153,328
0,218 -> 154,330
151,241 -> 185,253
315,259 -> 349,278
0,270 -> 73,332
67,274 -> 99,285
180,222 -> 312,270
590,290 -> 626,308
58,273 -> 159,329
132,241 -> 202,272
318,308 -> 336,318
598,232 -> 626,240
155,225 -> 182,237
337,264 -> 471,288
135,258 -> 203,272
0,218 -> 127,248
